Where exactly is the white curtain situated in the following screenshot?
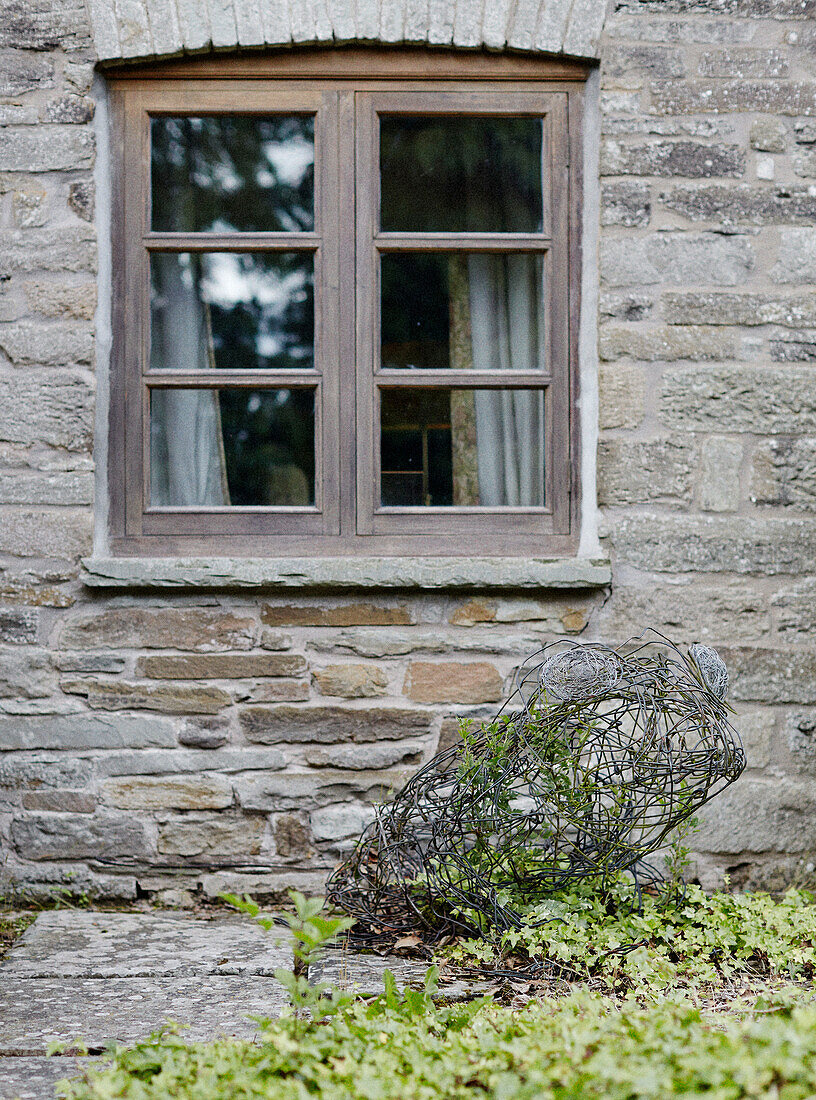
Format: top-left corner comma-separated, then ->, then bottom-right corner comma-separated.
150,256 -> 230,506
467,253 -> 545,506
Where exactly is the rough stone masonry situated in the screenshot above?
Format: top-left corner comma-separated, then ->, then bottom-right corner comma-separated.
0,0 -> 815,906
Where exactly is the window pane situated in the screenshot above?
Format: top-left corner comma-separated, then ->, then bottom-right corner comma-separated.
150,252 -> 314,372
381,253 -> 545,372
150,388 -> 315,507
380,388 -> 545,507
380,116 -> 543,233
151,116 -> 314,233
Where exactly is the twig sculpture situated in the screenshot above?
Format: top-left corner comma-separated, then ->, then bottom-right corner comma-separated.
327,633 -> 745,939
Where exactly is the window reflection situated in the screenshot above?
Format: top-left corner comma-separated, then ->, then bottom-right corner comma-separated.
151,115 -> 315,233
380,116 -> 543,233
381,253 -> 545,372
150,387 -> 315,507
380,388 -> 545,508
150,252 -> 314,372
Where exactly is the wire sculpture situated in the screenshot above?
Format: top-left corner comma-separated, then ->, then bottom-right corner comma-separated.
326,633 -> 745,940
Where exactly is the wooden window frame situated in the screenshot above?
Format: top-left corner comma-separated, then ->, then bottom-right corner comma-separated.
107,47 -> 588,558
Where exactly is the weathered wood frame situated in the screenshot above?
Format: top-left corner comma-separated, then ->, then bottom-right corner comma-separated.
107,47 -> 588,557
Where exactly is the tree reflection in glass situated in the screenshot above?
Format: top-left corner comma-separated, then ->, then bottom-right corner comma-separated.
151,115 -> 315,233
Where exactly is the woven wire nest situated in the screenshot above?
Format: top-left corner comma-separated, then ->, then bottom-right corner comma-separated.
326,632 -> 745,940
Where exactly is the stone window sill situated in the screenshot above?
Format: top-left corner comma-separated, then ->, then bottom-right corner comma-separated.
81,556 -> 612,591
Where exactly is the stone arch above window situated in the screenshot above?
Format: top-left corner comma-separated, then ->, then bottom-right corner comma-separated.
87,0 -> 611,64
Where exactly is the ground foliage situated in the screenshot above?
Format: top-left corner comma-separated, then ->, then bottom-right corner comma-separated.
57,887 -> 816,1099
447,879 -> 816,989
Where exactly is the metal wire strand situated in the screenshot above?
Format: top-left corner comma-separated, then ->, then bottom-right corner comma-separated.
326,632 -> 746,942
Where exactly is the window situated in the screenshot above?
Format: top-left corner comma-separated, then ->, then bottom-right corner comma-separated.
108,49 -> 586,556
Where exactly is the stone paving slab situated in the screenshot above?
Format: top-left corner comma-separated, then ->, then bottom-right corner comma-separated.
1,910 -> 290,978
0,1056 -> 95,1100
0,976 -> 287,1053
311,951 -> 494,1000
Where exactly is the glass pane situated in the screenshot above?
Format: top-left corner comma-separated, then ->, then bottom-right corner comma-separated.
380,388 -> 545,508
380,116 -> 543,232
151,115 -> 314,233
150,253 -> 314,372
381,253 -> 545,372
150,388 -> 315,507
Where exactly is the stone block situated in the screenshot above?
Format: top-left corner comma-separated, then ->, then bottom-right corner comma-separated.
60,608 -> 258,651
259,627 -> 292,650
261,602 -> 413,626
0,0 -> 92,50
772,228 -> 816,282
11,812 -> 151,861
43,95 -> 94,124
61,679 -> 232,715
0,51 -> 53,96
0,128 -> 94,173
600,232 -> 753,286
0,645 -> 53,698
200,869 -> 328,902
313,663 -> 388,698
611,513 -> 816,574
448,595 -> 592,632
0,228 -> 96,277
783,708 -> 816,759
1,910 -> 290,979
597,580 -> 770,644
650,80 -> 816,117
315,628 -> 545,658
598,363 -> 646,429
0,469 -> 94,505
661,183 -> 816,224
0,370 -> 93,451
695,779 -> 816,855
237,769 -> 409,812
751,438 -> 816,511
733,708 -> 773,770
177,716 -> 230,749
0,606 -> 37,643
273,813 -> 311,859
94,748 -> 285,778
769,334 -> 816,361
598,438 -> 694,505
12,186 -> 47,229
245,680 -> 311,703
68,179 -> 94,221
600,291 -> 654,321
304,741 -> 425,770
601,181 -> 651,226
53,653 -> 125,673
699,436 -> 742,512
0,1056 -> 93,1097
157,815 -> 266,859
101,775 -> 234,810
772,579 -> 816,637
661,366 -> 816,434
404,661 -> 503,704
0,714 -> 176,752
601,140 -> 744,178
135,653 -> 306,679
599,324 -> 735,362
0,564 -> 76,609
699,49 -> 789,78
607,15 -> 757,44
719,646 -> 816,704
23,281 -> 96,321
750,118 -> 788,153
662,291 -> 816,327
602,44 -> 685,79
0,508 -> 91,559
310,802 -> 375,842
794,119 -> 816,144
22,789 -> 96,813
239,704 -> 432,744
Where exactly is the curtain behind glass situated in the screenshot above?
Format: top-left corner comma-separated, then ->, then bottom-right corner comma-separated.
150,257 -> 230,506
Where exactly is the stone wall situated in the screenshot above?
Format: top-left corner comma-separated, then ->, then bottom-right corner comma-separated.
0,0 -> 815,903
